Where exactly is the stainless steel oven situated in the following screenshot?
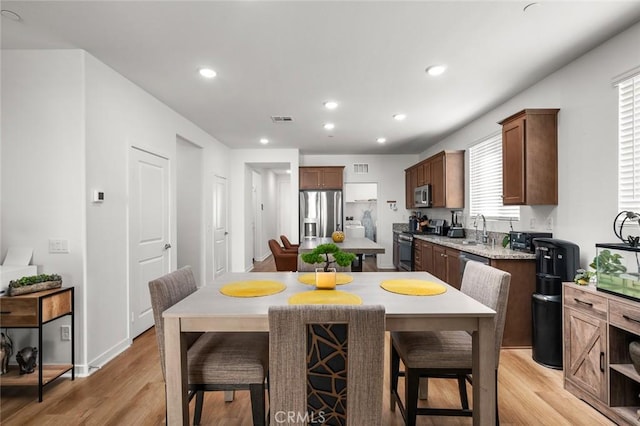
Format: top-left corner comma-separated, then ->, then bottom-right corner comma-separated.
398,233 -> 413,271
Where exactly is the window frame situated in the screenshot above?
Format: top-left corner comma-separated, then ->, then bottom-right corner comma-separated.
468,132 -> 520,221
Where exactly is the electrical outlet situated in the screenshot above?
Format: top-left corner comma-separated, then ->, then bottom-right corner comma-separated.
529,218 -> 537,229
61,325 -> 71,341
545,217 -> 553,230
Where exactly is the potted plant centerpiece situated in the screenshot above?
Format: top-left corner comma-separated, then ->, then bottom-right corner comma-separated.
300,243 -> 356,289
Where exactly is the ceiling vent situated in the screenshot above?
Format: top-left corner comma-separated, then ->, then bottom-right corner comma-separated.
353,163 -> 369,174
271,116 -> 294,123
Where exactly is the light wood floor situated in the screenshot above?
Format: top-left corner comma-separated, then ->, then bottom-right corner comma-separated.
0,255 -> 615,425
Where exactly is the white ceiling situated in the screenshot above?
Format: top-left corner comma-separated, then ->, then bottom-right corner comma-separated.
2,1 -> 640,155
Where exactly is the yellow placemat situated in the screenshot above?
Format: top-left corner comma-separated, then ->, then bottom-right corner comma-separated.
220,280 -> 286,298
288,290 -> 362,305
380,279 -> 447,296
297,273 -> 354,286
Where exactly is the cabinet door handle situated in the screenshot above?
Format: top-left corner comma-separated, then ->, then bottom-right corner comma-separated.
600,352 -> 605,372
574,298 -> 593,307
0,311 -> 11,314
622,314 -> 640,325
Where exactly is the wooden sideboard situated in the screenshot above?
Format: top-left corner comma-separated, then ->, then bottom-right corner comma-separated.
563,282 -> 640,425
0,287 -> 74,401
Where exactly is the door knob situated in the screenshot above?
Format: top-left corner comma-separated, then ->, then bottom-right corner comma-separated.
164,243 -> 172,250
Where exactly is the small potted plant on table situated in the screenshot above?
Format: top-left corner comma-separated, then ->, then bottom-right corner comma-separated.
8,274 -> 62,296
301,243 -> 356,289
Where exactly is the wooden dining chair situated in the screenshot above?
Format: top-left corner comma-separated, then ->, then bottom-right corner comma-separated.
389,261 -> 511,426
269,305 -> 385,425
149,266 -> 268,425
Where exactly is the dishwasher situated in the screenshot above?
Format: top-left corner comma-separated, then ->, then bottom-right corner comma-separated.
459,251 -> 490,282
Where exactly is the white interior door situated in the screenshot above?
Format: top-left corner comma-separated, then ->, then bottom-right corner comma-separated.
129,147 -> 171,338
213,175 -> 228,277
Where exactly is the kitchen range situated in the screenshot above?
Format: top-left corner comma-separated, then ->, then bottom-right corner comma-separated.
397,217 -> 452,271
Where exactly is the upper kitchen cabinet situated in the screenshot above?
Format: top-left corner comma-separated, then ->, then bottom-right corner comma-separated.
405,167 -> 417,209
299,166 -> 345,190
499,109 -> 560,205
430,151 -> 464,208
405,150 -> 464,209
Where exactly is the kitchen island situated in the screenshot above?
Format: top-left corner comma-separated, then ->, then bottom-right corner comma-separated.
298,237 -> 385,272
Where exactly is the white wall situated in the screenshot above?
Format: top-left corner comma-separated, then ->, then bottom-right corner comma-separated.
1,50 -> 85,362
301,155 -> 416,269
229,150 -> 299,271
176,136 -> 204,286
2,49 -> 231,374
276,174 -> 293,241
419,21 -> 640,268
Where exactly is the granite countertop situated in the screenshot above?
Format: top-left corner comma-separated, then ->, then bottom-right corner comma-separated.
413,234 -> 535,260
392,222 -> 535,260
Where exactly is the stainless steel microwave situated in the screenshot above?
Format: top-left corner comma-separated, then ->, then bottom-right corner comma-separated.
414,184 -> 431,208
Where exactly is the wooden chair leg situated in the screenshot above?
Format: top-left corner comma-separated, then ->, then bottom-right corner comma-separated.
405,369 -> 419,426
390,343 -> 400,412
457,374 -> 469,410
250,383 -> 266,426
193,390 -> 204,425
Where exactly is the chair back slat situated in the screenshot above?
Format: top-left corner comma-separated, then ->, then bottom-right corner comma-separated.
269,305 -> 385,426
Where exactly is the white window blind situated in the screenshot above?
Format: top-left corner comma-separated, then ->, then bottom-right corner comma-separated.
618,73 -> 640,212
469,133 -> 520,220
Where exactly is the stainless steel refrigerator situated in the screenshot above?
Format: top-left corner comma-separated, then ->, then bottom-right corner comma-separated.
300,190 -> 343,239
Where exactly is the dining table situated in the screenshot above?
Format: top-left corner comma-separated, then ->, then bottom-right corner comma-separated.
162,271 -> 496,425
298,237 -> 385,271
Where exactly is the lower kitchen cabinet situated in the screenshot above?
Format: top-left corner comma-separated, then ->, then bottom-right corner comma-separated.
413,239 -> 424,271
393,232 -> 400,270
490,258 -> 536,347
413,237 -> 535,346
563,282 -> 640,425
431,244 -> 461,290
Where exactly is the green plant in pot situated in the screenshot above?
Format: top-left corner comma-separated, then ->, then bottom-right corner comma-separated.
300,243 -> 356,272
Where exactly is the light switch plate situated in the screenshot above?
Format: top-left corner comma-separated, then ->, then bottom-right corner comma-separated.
49,239 -> 69,253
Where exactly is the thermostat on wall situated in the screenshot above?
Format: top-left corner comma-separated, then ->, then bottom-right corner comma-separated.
93,190 -> 105,203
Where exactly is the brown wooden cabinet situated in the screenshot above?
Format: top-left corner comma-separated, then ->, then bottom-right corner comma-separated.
413,240 -> 423,271
405,167 -> 417,209
0,287 -> 75,401
563,283 -> 640,425
420,239 -> 536,346
431,244 -> 461,289
499,109 -> 559,205
299,166 -> 344,190
490,258 -> 536,347
404,150 -> 464,209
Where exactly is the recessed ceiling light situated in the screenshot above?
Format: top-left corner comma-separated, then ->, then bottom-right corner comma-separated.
425,65 -> 447,76
259,138 -> 269,145
1,9 -> 22,21
393,114 -> 406,121
377,137 -> 387,144
324,101 -> 338,110
323,123 -> 335,130
198,68 -> 217,78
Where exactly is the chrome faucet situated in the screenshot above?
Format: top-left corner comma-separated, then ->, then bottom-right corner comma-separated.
473,214 -> 488,244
